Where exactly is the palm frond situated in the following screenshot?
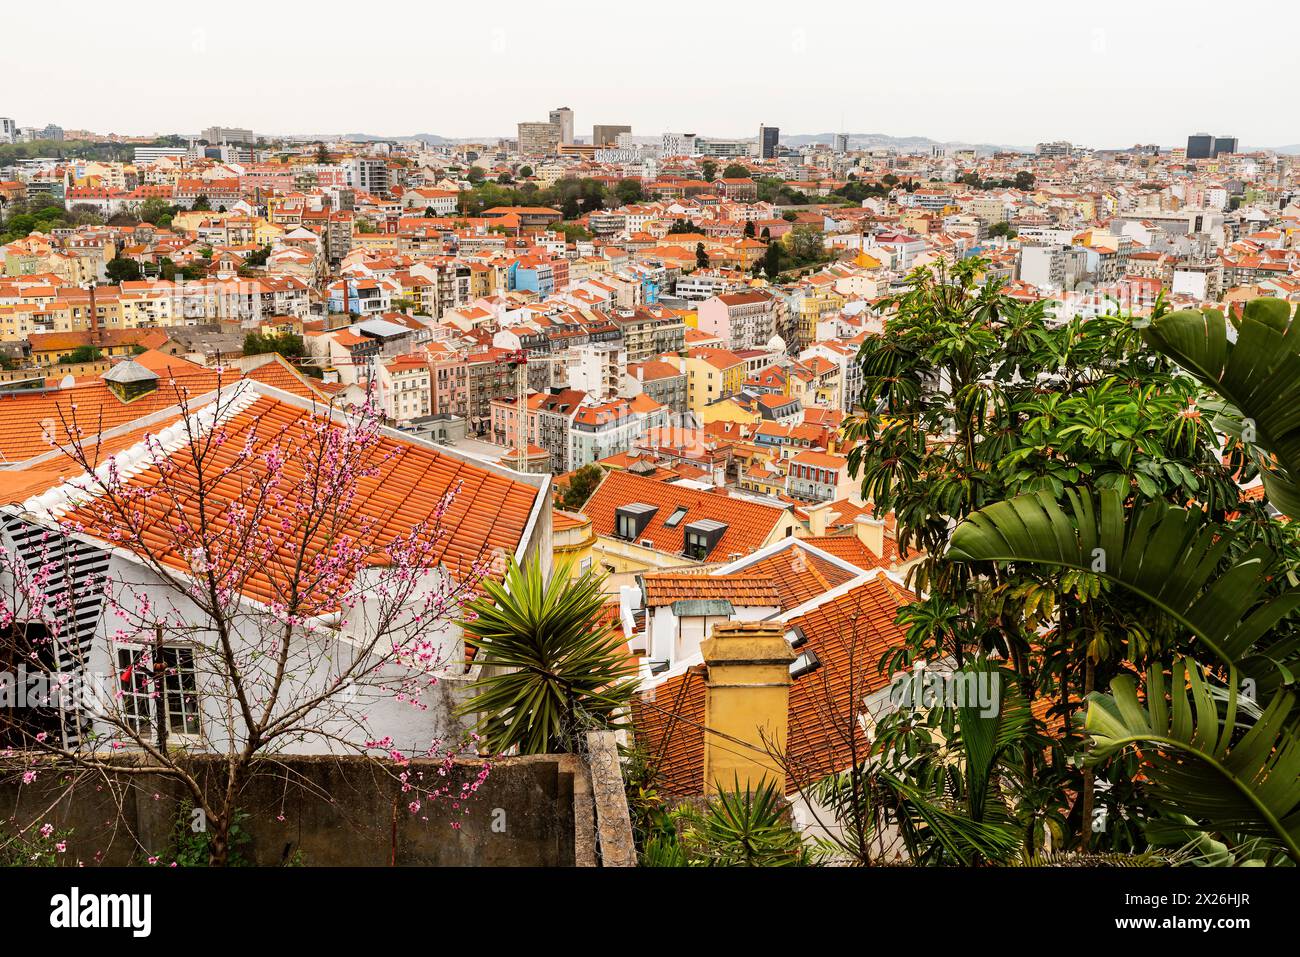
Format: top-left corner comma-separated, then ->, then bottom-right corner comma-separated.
1085,659 -> 1300,863
948,486 -> 1300,687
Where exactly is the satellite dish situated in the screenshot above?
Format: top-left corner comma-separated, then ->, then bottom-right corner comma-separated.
59,375 -> 75,389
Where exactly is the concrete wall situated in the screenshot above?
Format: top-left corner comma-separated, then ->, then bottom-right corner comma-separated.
0,753 -> 579,866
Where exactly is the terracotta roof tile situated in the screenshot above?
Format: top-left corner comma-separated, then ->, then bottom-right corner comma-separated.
633,573 -> 914,795
584,470 -> 788,560
58,391 -> 543,604
641,572 -> 779,607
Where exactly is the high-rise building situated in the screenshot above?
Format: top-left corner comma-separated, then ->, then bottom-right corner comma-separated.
518,121 -> 562,155
593,124 -> 631,147
661,132 -> 698,157
351,157 -> 390,196
1186,133 -> 1214,160
696,138 -> 750,158
1036,141 -> 1073,158
40,124 -> 63,142
203,125 -> 256,145
548,107 -> 574,145
1213,136 -> 1239,157
758,124 -> 779,159
134,146 -> 190,164
833,133 -> 849,153
0,118 -> 15,144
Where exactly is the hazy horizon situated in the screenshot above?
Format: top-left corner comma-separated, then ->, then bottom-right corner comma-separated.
5,0 -> 1297,148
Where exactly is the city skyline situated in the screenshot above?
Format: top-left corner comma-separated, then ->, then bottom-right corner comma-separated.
5,0 -> 1298,148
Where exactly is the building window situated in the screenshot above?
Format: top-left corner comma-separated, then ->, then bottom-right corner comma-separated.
615,503 -> 658,540
116,644 -> 201,736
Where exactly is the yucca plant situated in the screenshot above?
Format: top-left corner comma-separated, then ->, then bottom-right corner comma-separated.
456,558 -> 635,754
678,778 -> 810,867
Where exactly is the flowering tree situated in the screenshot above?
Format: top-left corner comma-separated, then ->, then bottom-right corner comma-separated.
0,373 -> 495,865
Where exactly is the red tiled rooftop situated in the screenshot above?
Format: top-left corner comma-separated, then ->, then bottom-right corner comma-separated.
632,573 -> 914,795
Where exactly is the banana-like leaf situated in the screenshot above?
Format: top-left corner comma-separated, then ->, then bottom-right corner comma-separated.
880,770 -> 1024,865
1143,302 -> 1300,514
948,487 -> 1300,685
956,661 -> 1032,823
1084,659 -> 1300,863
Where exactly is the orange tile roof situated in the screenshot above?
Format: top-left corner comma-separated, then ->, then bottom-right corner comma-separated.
641,572 -> 780,607
584,470 -> 787,559
0,356 -> 338,464
632,573 -> 914,795
0,376 -> 218,464
802,532 -> 901,568
0,413 -> 190,505
242,357 -> 329,401
59,390 -> 544,605
741,547 -> 858,609
551,508 -> 589,532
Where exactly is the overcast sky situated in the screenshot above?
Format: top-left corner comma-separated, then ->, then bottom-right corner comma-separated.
5,0 -> 1296,148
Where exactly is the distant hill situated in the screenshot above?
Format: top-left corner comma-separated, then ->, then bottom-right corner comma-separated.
785,132 -> 1025,154
337,132 -> 455,144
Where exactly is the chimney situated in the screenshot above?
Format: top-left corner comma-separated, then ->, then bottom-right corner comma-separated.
854,515 -> 887,561
806,500 -> 833,537
700,621 -> 796,796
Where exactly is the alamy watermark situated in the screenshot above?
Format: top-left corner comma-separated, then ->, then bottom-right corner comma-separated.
886,662 -> 1001,717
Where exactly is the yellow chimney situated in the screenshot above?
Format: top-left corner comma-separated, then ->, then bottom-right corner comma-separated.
854,515 -> 887,562
700,621 -> 796,795
806,500 -> 832,537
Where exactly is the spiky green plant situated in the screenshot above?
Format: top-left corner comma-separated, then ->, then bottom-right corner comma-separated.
456,558 -> 635,754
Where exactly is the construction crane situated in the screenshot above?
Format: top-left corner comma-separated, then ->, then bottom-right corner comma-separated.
504,349 -> 528,471
502,349 -> 566,471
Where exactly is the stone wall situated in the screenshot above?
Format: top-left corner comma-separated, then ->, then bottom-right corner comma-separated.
1,753 -> 579,866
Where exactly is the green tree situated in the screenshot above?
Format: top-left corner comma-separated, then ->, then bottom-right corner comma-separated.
190,195 -> 211,212
105,257 -> 143,283
987,220 -> 1017,239
243,244 -> 271,268
518,165 -> 533,178
722,163 -> 749,179
553,221 -> 593,243
457,558 -> 635,753
614,178 -> 643,205
561,463 -> 605,509
137,197 -> 174,225
786,226 -> 826,266
695,242 -> 709,269
762,240 -> 784,278
743,220 -> 756,238
943,298 -> 1300,863
701,160 -> 717,182
242,331 -> 305,359
59,345 -> 104,364
466,166 -> 485,183
841,261 -> 1280,858
673,780 -> 811,867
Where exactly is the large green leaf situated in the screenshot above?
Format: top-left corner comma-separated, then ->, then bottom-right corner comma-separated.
879,770 -> 1024,865
956,660 -> 1033,823
948,487 -> 1300,685
1085,659 -> 1300,863
1143,302 -> 1300,514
